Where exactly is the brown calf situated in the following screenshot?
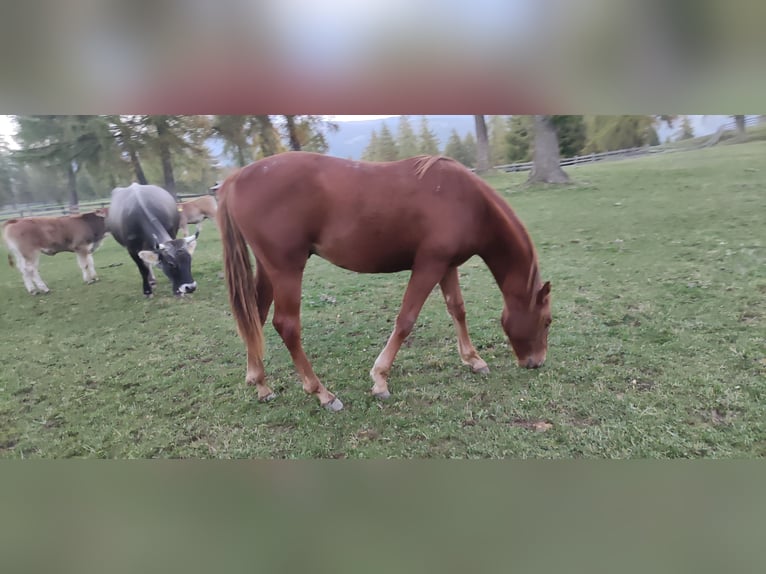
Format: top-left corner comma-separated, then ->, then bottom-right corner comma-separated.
177,195 -> 217,237
3,209 -> 108,294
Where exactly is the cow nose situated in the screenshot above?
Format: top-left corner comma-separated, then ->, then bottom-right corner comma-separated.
179,281 -> 197,294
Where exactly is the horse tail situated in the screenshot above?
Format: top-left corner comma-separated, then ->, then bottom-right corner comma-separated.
217,175 -> 264,358
3,223 -> 16,268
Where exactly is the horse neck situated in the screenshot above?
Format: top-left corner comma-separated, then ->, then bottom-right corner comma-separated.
481,206 -> 538,304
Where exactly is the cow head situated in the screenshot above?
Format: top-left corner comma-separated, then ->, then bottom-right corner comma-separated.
138,230 -> 199,296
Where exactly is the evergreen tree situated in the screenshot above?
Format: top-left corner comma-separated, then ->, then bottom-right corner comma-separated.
396,115 -> 419,159
488,115 -> 509,167
417,116 -> 440,155
461,132 -> 477,168
443,130 -> 462,160
584,116 -> 670,153
505,115 -> 532,162
377,123 -> 399,161
552,116 -> 586,157
677,116 -> 694,140
362,130 -> 380,161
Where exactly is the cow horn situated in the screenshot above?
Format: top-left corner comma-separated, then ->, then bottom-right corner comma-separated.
185,228 -> 200,243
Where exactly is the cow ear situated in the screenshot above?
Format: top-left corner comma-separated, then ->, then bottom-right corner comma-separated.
94,208 -> 108,218
185,238 -> 198,256
138,250 -> 160,266
536,281 -> 551,306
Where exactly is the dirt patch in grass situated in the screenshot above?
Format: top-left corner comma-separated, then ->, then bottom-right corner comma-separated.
509,418 -> 553,432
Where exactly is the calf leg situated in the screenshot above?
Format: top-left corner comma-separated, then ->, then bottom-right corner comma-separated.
439,266 -> 489,374
26,253 -> 50,294
370,262 -> 448,399
75,249 -> 98,284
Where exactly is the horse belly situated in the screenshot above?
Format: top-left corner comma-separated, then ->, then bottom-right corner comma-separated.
313,229 -> 418,273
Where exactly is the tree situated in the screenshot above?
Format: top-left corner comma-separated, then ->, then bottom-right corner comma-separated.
584,115 -> 672,153
377,123 -> 399,161
253,115 -> 283,158
396,116 -> 419,159
733,115 -> 746,138
505,115 -> 532,162
213,115 -> 252,167
473,115 -> 491,174
14,115 -> 124,208
488,115 -> 509,167
677,116 -> 695,140
280,115 -> 337,153
554,116 -> 586,158
417,116 -> 440,155
462,132 -> 477,168
527,115 -> 570,184
283,115 -> 301,151
0,138 -> 16,207
362,130 -> 380,161
109,115 -> 148,184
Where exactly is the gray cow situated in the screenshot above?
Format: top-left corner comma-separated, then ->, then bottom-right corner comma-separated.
106,183 -> 199,296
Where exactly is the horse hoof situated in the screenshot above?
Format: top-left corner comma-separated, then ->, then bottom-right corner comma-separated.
323,398 -> 344,412
474,366 -> 490,375
259,392 -> 277,403
373,390 -> 391,400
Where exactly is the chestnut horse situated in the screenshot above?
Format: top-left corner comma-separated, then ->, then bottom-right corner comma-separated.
217,152 -> 551,411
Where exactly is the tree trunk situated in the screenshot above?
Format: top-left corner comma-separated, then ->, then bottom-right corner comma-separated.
114,118 -> 148,184
284,115 -> 301,151
527,115 -> 570,184
236,145 -> 247,168
154,116 -> 176,198
734,115 -> 746,138
473,115 -> 491,174
255,116 -> 280,157
128,146 -> 148,185
67,161 -> 79,212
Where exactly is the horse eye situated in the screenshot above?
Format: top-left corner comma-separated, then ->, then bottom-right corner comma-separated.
545,318 -> 552,328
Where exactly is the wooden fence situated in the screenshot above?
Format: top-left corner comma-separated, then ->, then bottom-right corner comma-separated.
0,192 -> 210,223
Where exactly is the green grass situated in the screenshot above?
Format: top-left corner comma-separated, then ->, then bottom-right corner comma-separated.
1,143 -> 764,458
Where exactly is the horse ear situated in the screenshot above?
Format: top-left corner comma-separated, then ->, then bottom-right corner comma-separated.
536,281 -> 551,305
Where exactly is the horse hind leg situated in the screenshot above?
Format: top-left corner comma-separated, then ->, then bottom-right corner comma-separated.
370,262 -> 448,399
270,270 -> 342,411
439,266 -> 489,374
245,260 -> 276,402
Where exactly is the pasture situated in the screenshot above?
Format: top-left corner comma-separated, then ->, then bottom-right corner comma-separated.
1,143 -> 764,458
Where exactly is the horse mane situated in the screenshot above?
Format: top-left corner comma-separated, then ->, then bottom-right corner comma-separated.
413,155 -> 455,179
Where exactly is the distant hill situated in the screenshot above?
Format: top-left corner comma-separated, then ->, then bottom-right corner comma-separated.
325,115 -> 476,159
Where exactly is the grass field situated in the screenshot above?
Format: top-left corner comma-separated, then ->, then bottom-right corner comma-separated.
1,143 -> 764,458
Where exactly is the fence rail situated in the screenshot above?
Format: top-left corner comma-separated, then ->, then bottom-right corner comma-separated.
0,192 -> 210,223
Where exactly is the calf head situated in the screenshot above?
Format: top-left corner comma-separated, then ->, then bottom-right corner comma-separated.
138,230 -> 199,295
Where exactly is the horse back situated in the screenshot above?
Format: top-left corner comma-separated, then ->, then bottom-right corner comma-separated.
226,153 -> 495,273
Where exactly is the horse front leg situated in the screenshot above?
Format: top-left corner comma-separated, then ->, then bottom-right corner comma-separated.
439,266 -> 489,374
370,262 -> 448,399
271,271 -> 343,411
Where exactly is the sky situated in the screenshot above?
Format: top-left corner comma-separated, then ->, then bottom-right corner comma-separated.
0,115 -> 15,147
328,115 -> 397,122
